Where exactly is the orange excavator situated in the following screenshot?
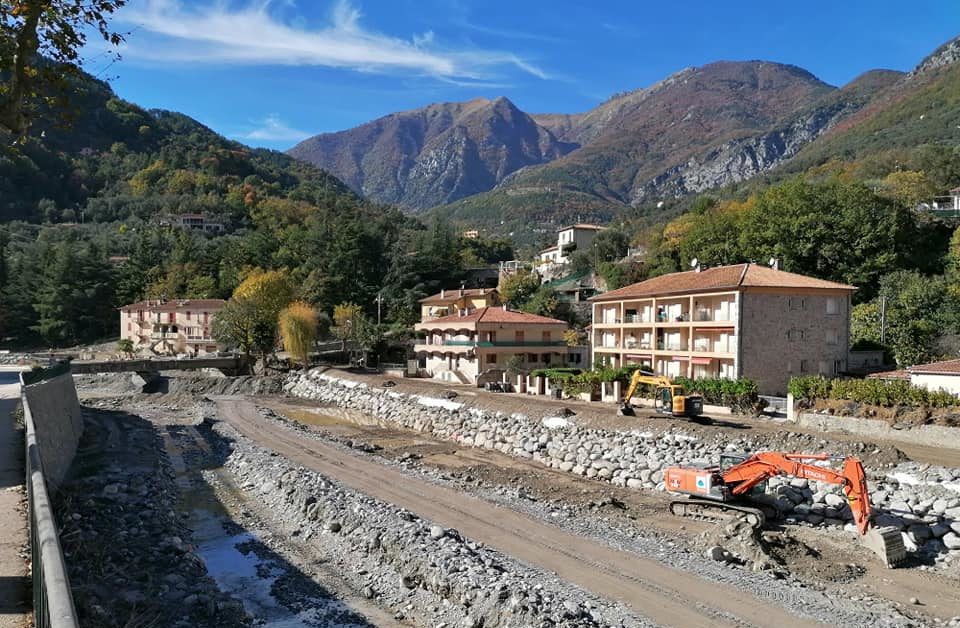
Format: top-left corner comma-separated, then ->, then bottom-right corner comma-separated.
664,452 -> 907,567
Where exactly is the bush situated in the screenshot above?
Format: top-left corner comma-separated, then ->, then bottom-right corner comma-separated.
675,377 -> 760,413
788,375 -> 959,408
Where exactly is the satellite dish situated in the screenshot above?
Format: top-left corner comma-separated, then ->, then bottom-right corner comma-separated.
689,257 -> 699,268
768,257 -> 776,266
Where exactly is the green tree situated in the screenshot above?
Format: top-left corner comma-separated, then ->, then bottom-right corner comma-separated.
0,0 -> 128,136
499,269 -> 541,309
117,337 -> 133,357
212,298 -> 259,368
521,286 -> 560,318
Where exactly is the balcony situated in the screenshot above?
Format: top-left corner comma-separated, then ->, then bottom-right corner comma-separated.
442,340 -> 567,348
693,339 -> 737,354
625,314 -> 652,324
656,342 -> 686,351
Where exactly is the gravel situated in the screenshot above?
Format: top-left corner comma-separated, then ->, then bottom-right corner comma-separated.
286,370 -> 960,570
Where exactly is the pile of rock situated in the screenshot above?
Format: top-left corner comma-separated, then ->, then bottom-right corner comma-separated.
212,420 -> 645,628
286,371 -> 960,567
55,412 -> 250,628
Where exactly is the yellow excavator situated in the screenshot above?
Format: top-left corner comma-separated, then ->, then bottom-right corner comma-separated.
619,370 -> 704,418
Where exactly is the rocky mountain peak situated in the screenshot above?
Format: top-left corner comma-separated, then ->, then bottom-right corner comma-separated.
911,36 -> 960,75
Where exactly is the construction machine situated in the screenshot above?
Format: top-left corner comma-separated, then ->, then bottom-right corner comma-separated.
664,452 -> 907,567
618,370 -> 704,418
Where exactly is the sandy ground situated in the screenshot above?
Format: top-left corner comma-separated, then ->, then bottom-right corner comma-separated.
0,368 -> 30,628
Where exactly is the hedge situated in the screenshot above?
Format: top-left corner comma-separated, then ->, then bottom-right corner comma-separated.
789,375 -> 958,409
674,377 -> 761,413
527,365 -> 760,412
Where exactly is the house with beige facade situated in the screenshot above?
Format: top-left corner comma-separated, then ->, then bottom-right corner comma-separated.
414,306 -> 584,385
419,288 -> 500,321
120,299 -> 226,356
589,263 -> 856,395
537,224 -> 607,279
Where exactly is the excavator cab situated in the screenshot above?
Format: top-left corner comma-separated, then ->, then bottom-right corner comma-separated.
620,370 -> 704,418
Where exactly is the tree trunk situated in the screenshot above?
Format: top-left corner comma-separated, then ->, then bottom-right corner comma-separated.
0,4 -> 43,136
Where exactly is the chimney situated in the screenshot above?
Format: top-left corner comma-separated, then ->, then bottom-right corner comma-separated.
459,285 -> 464,297
502,304 -> 508,311
441,289 -> 445,298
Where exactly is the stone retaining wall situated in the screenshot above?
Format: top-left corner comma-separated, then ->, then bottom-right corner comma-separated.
22,373 -> 83,489
287,370 -> 960,564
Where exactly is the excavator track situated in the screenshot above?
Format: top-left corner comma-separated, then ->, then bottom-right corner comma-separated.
670,498 -> 767,529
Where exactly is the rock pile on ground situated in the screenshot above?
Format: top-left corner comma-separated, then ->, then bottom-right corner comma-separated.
286,370 -> 960,567
210,418 -> 647,628
55,410 -> 251,628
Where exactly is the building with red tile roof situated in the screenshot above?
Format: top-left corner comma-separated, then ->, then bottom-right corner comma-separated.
414,306 -> 585,385
906,359 -> 960,396
419,288 -> 500,320
119,299 -> 226,356
589,263 -> 856,395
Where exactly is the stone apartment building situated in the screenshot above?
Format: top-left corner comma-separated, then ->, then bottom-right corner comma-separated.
589,263 -> 855,394
414,306 -> 584,385
120,299 -> 226,356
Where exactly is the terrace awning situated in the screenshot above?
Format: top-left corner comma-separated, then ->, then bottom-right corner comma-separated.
691,357 -> 713,365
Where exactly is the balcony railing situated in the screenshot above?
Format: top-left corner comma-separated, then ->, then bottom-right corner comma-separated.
625,314 -> 652,324
440,340 -> 567,347
656,342 -> 686,351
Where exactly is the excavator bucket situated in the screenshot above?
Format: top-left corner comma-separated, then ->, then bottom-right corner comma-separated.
617,404 -> 636,417
862,526 -> 908,568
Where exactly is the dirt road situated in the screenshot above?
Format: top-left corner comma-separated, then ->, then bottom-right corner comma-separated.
217,396 -> 826,628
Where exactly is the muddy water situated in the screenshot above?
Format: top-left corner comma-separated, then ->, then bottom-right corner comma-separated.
165,425 -> 373,628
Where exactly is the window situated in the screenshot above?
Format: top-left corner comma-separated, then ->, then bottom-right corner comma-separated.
168,312 -> 175,323
516,331 -> 524,343
568,353 -> 582,364
818,360 -> 829,375
186,311 -> 192,320
543,331 -> 551,342
826,298 -> 839,315
786,361 -> 793,374
799,359 -> 808,373
528,353 -> 538,363
834,359 -> 845,374
825,329 -> 838,345
486,354 -> 497,364
787,329 -> 805,341
788,297 -> 806,311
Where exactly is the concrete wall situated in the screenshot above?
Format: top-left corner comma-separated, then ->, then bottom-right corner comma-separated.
796,411 -> 960,451
910,373 -> 960,396
22,373 -> 83,490
740,291 -> 850,395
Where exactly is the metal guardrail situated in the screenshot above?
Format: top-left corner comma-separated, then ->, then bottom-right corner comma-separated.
20,372 -> 79,628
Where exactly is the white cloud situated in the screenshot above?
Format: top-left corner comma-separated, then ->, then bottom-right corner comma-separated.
117,0 -> 549,81
240,114 -> 311,142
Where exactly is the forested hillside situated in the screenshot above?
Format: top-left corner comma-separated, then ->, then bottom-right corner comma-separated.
0,69 -> 514,347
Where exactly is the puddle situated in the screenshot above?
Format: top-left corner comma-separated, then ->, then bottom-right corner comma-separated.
191,505 -> 370,628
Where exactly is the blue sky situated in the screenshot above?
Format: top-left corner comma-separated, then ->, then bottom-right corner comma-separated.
92,0 -> 960,150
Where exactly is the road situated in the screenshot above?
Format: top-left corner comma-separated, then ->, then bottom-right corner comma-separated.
217,396 -> 825,628
0,368 -> 29,628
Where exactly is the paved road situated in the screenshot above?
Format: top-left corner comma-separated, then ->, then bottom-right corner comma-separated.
218,397 -> 825,628
0,368 -> 29,628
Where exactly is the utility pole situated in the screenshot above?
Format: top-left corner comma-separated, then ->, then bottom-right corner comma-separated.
375,292 -> 383,326
880,296 -> 887,345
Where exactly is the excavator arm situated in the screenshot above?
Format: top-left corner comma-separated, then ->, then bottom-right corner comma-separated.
622,370 -> 673,406
720,452 -> 873,534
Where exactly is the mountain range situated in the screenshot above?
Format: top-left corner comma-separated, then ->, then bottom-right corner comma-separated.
288,36 -> 960,233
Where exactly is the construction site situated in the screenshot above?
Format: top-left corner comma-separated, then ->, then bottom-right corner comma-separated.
0,363 -> 939,628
